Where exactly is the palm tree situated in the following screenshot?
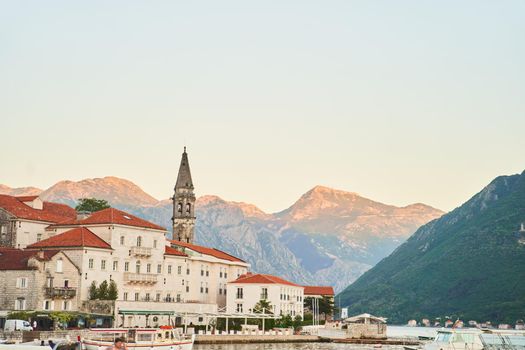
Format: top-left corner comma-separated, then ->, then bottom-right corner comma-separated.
253,299 -> 273,314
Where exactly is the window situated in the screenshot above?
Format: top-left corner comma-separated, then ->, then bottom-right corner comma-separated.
236,303 -> 243,313
168,265 -> 172,274
166,293 -> 171,301
137,236 -> 142,247
156,293 -> 161,302
64,280 -> 69,288
176,294 -> 181,302
113,261 -> 118,271
206,267 -> 209,277
123,292 -> 128,301
15,298 -> 26,310
224,272 -> 227,279
88,258 -> 94,269
120,236 -> 125,245
236,287 -> 243,299
153,240 -> 157,248
201,265 -> 204,276
200,283 -> 204,294
186,286 -> 189,293
101,260 -> 106,270
177,266 -> 182,275
0,224 -> 6,234
62,301 -> 69,310
261,287 -> 268,300
43,300 -> 51,310
220,268 -> 223,278
177,203 -> 182,213
134,293 -> 139,301
147,263 -> 151,273
56,258 -> 63,273
124,262 -> 129,272
136,261 -> 141,273
17,277 -> 28,288
205,283 -> 209,294
186,268 -> 190,275
186,203 -> 191,214
145,293 -> 150,301
157,264 -> 162,273
37,233 -> 42,242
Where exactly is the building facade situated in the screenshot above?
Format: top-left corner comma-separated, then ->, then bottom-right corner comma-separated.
0,195 -> 76,249
226,273 -> 304,319
0,248 -> 81,328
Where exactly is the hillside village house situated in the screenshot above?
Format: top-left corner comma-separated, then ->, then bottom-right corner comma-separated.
226,273 -> 304,319
0,195 -> 76,248
0,149 -> 328,329
0,248 -> 81,329
303,285 -> 335,320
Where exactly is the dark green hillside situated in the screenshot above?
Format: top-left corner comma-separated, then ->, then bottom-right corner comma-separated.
338,171 -> 525,324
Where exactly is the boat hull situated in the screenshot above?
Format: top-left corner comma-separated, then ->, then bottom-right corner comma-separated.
83,338 -> 193,350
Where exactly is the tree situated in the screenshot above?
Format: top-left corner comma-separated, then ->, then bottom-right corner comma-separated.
89,281 -> 98,300
107,280 -> 118,300
305,296 -> 335,319
253,299 -> 273,315
75,198 -> 110,213
293,315 -> 303,330
97,280 -> 109,300
276,314 -> 293,328
50,312 -> 74,330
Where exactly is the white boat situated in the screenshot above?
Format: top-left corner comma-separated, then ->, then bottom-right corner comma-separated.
406,328 -> 525,350
82,328 -> 194,350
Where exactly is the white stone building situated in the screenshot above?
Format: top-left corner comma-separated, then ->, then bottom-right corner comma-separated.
0,195 -> 76,248
226,272 -> 304,319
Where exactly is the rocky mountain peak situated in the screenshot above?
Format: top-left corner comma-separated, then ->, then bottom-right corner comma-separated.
39,176 -> 159,207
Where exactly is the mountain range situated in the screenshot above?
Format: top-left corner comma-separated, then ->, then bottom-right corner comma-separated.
338,170 -> 525,323
0,177 -> 443,292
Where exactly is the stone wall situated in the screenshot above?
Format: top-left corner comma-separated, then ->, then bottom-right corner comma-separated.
0,209 -> 17,247
0,330 -> 23,343
346,323 -> 387,339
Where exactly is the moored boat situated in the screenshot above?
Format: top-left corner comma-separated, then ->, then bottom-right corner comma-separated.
82,327 -> 194,350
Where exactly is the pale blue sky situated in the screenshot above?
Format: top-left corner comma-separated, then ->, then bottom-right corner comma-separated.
1,1 -> 524,213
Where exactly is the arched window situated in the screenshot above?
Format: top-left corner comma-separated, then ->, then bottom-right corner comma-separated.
136,261 -> 141,273
136,236 -> 142,247
186,203 -> 191,214
177,203 -> 182,214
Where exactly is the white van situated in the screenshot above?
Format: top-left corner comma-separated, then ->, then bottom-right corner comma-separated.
3,319 -> 33,331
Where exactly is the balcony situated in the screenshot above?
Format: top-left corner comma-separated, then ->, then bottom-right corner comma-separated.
45,287 -> 76,299
123,272 -> 157,284
130,246 -> 152,257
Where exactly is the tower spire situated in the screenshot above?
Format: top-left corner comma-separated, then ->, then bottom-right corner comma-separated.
172,148 -> 196,243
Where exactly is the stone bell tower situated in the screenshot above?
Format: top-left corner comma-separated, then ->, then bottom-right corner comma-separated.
172,147 -> 196,243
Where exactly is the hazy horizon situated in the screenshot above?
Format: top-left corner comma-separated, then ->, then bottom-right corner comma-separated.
1,1 -> 524,213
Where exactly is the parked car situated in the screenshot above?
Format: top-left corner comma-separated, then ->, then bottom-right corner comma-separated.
3,319 -> 33,331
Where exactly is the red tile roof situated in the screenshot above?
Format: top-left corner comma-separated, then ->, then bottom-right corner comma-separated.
0,195 -> 76,223
15,195 -> 40,202
48,208 -> 166,231
303,286 -> 335,296
0,248 -> 59,270
164,245 -> 188,257
170,240 -> 245,263
230,272 -> 302,287
27,227 -> 111,250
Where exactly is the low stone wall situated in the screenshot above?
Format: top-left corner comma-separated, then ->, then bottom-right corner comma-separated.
195,334 -> 321,344
0,330 -> 23,344
21,330 -> 90,343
